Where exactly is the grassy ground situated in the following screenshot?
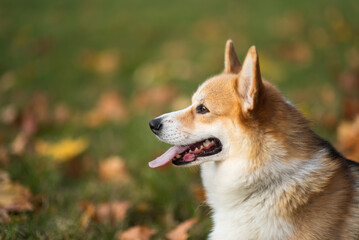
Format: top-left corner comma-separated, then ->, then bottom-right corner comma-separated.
0,0 -> 358,239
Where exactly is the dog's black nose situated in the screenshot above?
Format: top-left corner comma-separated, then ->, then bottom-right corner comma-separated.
149,118 -> 163,133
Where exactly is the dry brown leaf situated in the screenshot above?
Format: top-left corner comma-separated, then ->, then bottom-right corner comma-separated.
11,132 -> 30,155
80,200 -> 131,226
85,91 -> 128,127
96,201 -> 130,224
10,93 -> 51,155
98,156 -> 129,182
166,218 -> 198,240
337,115 -> 359,162
119,226 -> 156,240
133,85 -> 177,112
0,171 -> 33,223
1,104 -> 18,125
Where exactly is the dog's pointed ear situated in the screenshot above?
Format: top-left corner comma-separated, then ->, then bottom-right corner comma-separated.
224,40 -> 241,74
238,46 -> 263,113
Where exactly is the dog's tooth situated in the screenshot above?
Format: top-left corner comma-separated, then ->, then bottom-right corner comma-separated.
195,147 -> 199,151
176,155 -> 181,158
203,140 -> 210,147
189,149 -> 193,153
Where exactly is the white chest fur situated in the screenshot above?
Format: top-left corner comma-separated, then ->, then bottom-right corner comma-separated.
200,160 -> 294,240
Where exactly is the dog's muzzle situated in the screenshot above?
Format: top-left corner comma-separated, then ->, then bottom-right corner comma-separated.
149,117 -> 163,135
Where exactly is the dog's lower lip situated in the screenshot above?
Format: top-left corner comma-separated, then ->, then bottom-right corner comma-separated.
172,138 -> 222,165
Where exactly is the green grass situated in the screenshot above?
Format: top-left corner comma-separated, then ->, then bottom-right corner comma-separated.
0,0 -> 358,239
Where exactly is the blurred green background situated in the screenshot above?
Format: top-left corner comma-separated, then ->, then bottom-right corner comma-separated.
0,0 -> 358,239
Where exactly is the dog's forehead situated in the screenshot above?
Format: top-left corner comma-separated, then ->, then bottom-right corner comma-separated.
192,74 -> 237,102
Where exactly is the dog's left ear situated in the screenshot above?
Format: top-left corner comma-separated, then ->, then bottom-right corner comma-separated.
224,40 -> 241,73
238,46 -> 263,113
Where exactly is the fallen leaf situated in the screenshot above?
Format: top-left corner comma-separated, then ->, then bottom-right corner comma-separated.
9,93 -> 51,155
0,171 -> 33,223
166,218 -> 198,240
35,138 -> 88,162
80,200 -> 131,227
85,91 -> 128,127
119,226 -> 156,240
11,132 -> 30,155
1,104 -> 19,125
337,115 -> 359,162
98,156 -> 129,182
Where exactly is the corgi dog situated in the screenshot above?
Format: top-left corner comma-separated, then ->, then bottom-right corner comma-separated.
148,40 -> 359,240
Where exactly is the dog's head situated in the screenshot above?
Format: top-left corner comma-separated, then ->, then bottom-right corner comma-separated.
149,40 -> 298,168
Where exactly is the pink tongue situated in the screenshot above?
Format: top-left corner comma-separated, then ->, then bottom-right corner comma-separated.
149,145 -> 189,168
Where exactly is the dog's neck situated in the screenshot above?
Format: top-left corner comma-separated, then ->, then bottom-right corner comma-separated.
200,149 -> 339,239
201,149 -> 337,209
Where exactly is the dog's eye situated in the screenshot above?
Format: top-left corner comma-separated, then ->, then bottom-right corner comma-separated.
196,104 -> 210,114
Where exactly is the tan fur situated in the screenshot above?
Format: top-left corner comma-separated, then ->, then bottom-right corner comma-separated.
151,41 -> 359,239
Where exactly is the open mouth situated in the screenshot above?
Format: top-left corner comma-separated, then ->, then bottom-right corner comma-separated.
172,138 -> 222,166
148,138 -> 222,168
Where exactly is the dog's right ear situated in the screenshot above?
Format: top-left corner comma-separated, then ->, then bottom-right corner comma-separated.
224,40 -> 241,74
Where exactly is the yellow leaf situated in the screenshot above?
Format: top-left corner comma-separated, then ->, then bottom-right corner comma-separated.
35,138 -> 88,162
